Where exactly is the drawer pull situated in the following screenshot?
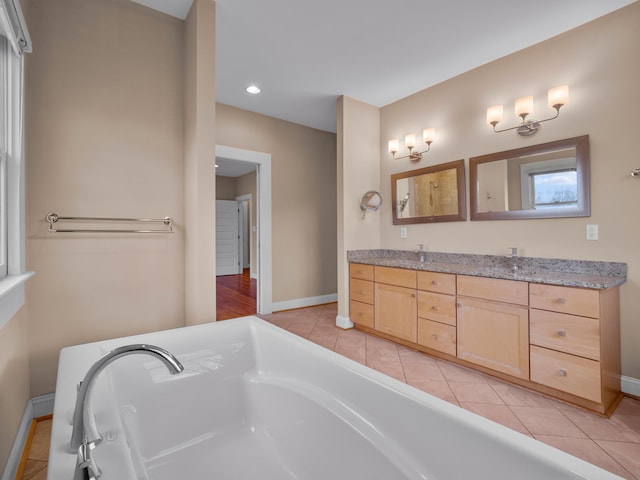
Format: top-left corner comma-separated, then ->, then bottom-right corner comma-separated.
431,280 -> 439,285
556,298 -> 566,305
411,294 -> 416,298
557,329 -> 567,337
432,334 -> 438,340
456,302 -> 462,308
558,369 -> 567,377
431,306 -> 439,311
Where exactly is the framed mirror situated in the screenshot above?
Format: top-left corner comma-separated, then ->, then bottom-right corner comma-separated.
469,135 -> 590,221
391,159 -> 466,225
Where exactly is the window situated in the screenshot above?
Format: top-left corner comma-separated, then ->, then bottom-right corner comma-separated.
0,0 -> 31,329
530,168 -> 578,209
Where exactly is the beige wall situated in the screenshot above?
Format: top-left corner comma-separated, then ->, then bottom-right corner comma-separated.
25,0 -> 186,396
336,96 -> 381,320
216,176 -> 237,200
184,0 -> 217,325
216,103 -> 337,303
0,309 -> 30,473
373,3 -> 640,380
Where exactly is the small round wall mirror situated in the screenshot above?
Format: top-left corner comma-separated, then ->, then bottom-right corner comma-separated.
360,191 -> 383,214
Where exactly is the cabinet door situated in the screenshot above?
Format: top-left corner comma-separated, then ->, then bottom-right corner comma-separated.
375,283 -> 417,342
457,297 -> 529,379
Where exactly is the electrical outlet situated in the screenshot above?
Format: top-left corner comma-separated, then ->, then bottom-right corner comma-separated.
400,227 -> 407,239
586,224 -> 599,241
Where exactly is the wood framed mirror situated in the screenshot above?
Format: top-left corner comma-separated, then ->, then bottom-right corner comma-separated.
391,159 -> 466,225
469,135 -> 590,221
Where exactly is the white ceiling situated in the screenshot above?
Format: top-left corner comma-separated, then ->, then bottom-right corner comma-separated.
137,0 -> 634,136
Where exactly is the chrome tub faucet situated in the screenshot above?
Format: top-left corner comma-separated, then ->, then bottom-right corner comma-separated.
70,344 -> 184,479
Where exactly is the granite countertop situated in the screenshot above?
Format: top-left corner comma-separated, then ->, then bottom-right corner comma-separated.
348,250 -> 627,289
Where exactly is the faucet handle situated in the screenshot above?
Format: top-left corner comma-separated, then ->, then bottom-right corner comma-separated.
417,243 -> 424,251
510,247 -> 518,255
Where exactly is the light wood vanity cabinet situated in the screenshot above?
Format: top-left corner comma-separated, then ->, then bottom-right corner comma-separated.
529,284 -> 621,411
456,276 -> 530,380
348,263 -> 621,414
374,267 -> 417,342
349,264 -> 375,328
417,272 -> 457,356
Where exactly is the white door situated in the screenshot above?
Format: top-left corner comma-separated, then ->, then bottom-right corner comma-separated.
216,200 -> 241,276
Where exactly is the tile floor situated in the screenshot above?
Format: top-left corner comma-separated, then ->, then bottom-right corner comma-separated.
20,303 -> 640,479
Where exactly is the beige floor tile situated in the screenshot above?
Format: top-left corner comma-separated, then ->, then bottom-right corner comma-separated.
489,381 -> 555,408
561,405 -> 640,443
615,397 -> 640,416
398,349 -> 445,382
510,406 -> 587,438
366,338 -> 405,382
449,381 -> 504,404
286,323 -> 314,338
21,459 -> 47,480
29,420 -> 52,462
437,361 -> 488,383
407,379 -> 459,405
460,403 -> 529,434
334,344 -> 366,364
535,435 -> 635,479
596,440 -> 640,479
307,330 -> 338,350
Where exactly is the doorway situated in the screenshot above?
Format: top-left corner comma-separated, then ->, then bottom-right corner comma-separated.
215,145 -> 272,315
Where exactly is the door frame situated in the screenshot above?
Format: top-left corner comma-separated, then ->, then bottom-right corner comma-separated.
236,194 -> 252,271
216,145 -> 272,314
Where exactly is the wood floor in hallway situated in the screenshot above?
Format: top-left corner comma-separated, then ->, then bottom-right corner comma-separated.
216,268 -> 257,320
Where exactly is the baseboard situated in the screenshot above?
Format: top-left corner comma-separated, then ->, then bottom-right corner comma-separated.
272,293 -> 337,312
32,393 -> 55,418
0,403 -> 32,480
622,375 -> 640,397
335,315 -> 354,329
0,394 -> 55,480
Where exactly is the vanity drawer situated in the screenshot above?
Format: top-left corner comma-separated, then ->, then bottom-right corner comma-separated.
530,309 -> 600,361
457,275 -> 528,306
350,263 -> 374,281
418,318 -> 456,356
417,291 -> 456,326
375,266 -> 417,289
350,300 -> 374,328
530,345 -> 601,403
350,278 -> 374,304
417,271 -> 456,295
530,284 -> 599,318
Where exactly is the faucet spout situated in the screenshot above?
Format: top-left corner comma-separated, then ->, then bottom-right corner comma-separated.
510,247 -> 519,272
70,344 -> 184,452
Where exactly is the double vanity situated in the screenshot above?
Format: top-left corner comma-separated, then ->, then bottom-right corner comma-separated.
348,250 -> 626,415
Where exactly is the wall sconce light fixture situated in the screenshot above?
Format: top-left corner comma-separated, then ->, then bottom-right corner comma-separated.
487,85 -> 569,136
389,128 -> 435,162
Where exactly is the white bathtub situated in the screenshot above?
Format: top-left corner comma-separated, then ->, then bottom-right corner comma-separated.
50,316 -> 623,480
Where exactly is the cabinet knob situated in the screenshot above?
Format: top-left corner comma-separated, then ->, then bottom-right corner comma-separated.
556,298 -> 566,305
411,294 -> 416,298
431,334 -> 438,340
431,305 -> 439,311
557,329 -> 567,337
558,369 -> 567,377
456,302 -> 462,308
431,280 -> 439,285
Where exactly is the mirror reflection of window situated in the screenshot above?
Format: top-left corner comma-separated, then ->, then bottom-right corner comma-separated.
519,155 -> 577,210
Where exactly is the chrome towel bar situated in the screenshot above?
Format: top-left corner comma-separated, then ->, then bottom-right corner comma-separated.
46,213 -> 174,233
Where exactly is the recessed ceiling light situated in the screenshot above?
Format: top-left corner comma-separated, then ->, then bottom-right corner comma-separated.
246,85 -> 261,94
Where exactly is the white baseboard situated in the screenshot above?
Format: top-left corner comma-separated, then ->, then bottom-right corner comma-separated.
335,315 -> 354,329
622,375 -> 640,397
1,394 -> 55,480
271,293 -> 337,312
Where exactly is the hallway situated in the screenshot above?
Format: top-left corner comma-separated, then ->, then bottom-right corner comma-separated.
216,269 -> 257,320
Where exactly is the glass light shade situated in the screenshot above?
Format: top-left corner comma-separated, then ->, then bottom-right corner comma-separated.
422,128 -> 435,144
404,134 -> 416,150
486,105 -> 503,125
515,96 -> 533,117
388,139 -> 399,155
548,85 -> 569,108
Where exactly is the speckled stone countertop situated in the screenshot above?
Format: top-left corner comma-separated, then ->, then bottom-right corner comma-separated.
348,250 -> 627,289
